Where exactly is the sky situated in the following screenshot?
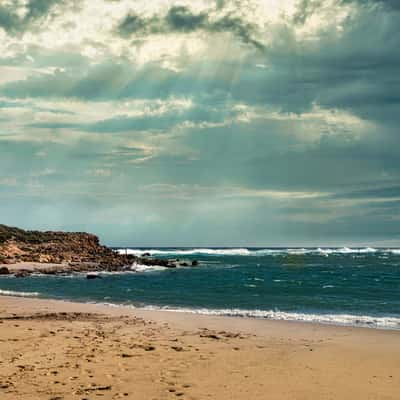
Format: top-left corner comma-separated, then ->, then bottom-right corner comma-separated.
0,0 -> 399,246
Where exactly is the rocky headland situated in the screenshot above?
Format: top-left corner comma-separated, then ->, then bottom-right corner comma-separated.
0,224 -> 176,276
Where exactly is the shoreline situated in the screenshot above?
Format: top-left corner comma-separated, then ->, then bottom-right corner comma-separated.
0,295 -> 399,399
1,294 -> 400,335
1,290 -> 400,331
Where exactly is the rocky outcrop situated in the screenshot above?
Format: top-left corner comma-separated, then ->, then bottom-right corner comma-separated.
0,224 -> 176,274
86,273 -> 102,280
0,266 -> 10,275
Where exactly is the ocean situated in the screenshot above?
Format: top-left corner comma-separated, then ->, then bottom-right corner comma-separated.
1,247 -> 400,330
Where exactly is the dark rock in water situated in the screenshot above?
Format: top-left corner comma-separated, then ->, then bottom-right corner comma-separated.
180,262 -> 189,267
141,252 -> 151,257
15,271 -> 30,278
0,266 -> 10,275
86,273 -> 102,280
140,257 -> 176,268
191,260 -> 199,266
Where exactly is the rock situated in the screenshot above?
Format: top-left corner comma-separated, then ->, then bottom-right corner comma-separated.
179,262 -> 189,267
86,273 -> 102,280
191,260 -> 199,266
0,266 -> 10,275
200,333 -> 220,340
0,223 -> 170,275
15,271 -> 30,278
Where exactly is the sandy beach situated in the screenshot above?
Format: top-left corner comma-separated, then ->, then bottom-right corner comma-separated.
0,296 -> 398,400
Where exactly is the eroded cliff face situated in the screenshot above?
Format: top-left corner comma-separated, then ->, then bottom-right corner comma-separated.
0,224 -> 129,267
0,225 -> 177,274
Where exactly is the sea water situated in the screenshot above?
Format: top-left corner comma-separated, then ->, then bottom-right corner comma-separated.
1,247 -> 400,330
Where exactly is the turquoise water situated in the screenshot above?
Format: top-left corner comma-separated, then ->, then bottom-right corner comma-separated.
1,247 -> 400,329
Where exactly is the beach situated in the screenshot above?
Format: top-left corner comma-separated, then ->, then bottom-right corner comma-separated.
0,295 -> 399,400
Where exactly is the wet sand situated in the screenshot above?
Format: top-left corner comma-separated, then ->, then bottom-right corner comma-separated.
0,295 -> 399,399
3,262 -> 69,272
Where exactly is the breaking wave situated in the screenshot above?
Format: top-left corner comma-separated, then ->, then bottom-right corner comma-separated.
132,305 -> 400,330
118,248 -> 253,256
129,263 -> 167,273
0,289 -> 40,297
117,247 -> 399,257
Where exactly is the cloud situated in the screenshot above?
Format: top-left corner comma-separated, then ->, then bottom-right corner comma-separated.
2,0 -> 399,123
29,102 -> 232,133
330,185 -> 400,200
293,0 -> 400,26
0,0 -> 67,35
292,0 -> 323,25
345,0 -> 400,10
116,5 -> 265,50
0,0 -> 399,244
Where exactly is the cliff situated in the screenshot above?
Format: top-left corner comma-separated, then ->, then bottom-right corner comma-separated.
0,224 -> 174,273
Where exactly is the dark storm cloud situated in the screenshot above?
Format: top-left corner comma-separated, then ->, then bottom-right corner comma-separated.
0,5 -> 17,33
3,0 -> 400,122
294,0 -> 400,26
344,0 -> 400,10
117,5 -> 265,50
280,2 -> 400,121
292,0 -> 322,25
0,0 -> 66,35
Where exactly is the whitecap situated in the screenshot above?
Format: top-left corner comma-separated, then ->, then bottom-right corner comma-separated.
116,247 -> 383,257
0,289 -> 40,297
130,263 -> 167,273
389,249 -> 400,255
117,248 -> 252,256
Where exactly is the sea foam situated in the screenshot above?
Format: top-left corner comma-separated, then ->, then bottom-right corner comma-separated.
134,305 -> 400,330
0,289 -> 40,297
130,263 -> 167,273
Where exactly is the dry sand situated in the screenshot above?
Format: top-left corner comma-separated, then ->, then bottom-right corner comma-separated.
0,296 -> 399,400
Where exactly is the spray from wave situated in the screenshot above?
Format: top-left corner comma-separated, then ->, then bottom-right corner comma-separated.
130,263 -> 167,273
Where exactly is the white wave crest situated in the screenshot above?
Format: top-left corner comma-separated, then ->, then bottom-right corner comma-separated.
0,289 -> 40,297
130,262 -> 167,273
135,305 -> 400,330
117,247 -> 386,257
118,248 -> 252,256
